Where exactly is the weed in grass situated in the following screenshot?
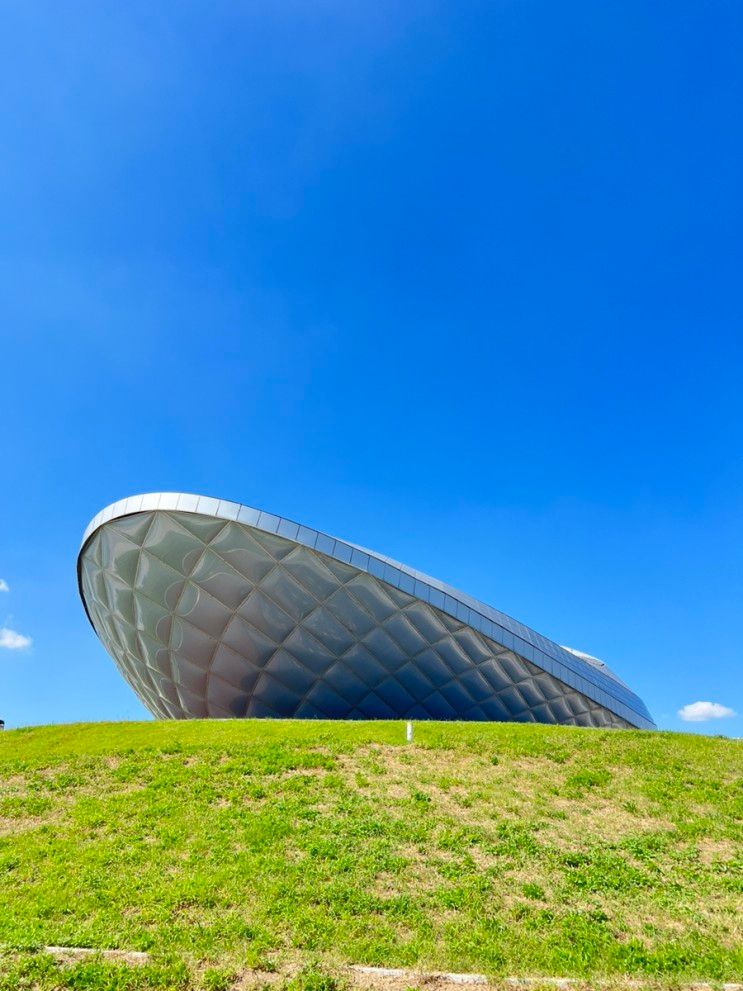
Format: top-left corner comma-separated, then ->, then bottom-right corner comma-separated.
201,967 -> 236,991
521,883 -> 545,900
283,965 -> 347,991
563,769 -> 612,795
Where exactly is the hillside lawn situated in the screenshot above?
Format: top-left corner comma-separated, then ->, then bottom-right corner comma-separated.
0,720 -> 740,990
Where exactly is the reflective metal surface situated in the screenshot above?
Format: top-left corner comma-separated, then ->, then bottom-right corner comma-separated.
78,493 -> 655,728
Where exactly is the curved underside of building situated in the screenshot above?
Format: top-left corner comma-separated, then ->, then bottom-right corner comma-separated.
78,493 -> 655,729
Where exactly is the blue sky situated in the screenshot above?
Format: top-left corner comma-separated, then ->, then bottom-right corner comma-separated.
1,1 -> 741,734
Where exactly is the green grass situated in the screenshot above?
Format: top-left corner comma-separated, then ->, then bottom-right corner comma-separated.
0,720 -> 740,989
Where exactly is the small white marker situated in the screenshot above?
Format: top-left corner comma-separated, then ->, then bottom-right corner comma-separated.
406,720 -> 413,742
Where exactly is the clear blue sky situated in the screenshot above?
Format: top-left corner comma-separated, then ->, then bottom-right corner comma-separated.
1,2 -> 741,735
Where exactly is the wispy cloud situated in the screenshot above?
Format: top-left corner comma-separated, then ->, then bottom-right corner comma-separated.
678,701 -> 736,723
0,627 -> 32,650
0,579 -> 8,593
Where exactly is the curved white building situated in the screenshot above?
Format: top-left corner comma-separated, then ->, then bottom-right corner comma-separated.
78,493 -> 655,729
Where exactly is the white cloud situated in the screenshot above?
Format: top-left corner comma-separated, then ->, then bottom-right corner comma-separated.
0,627 -> 32,650
0,579 -> 8,593
678,701 -> 736,723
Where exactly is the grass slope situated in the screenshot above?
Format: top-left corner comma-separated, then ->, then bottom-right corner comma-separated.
0,720 -> 740,990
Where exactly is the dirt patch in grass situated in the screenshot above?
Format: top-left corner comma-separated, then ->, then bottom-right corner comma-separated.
539,799 -> 674,849
696,837 -> 739,865
0,815 -> 53,837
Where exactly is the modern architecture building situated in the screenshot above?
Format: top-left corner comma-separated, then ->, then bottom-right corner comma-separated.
78,493 -> 655,729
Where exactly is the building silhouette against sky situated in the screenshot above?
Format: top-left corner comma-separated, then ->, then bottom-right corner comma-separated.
79,493 -> 655,729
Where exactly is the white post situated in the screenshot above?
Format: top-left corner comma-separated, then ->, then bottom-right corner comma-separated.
406,720 -> 413,743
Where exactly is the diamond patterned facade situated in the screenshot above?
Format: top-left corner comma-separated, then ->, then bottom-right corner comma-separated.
78,494 -> 655,729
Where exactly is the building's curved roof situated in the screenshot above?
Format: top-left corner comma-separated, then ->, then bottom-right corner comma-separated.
78,492 -> 655,729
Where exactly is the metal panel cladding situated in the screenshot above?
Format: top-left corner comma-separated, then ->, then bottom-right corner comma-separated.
78,493 -> 655,729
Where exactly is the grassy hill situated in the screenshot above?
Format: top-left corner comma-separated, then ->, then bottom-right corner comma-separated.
0,720 -> 740,990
